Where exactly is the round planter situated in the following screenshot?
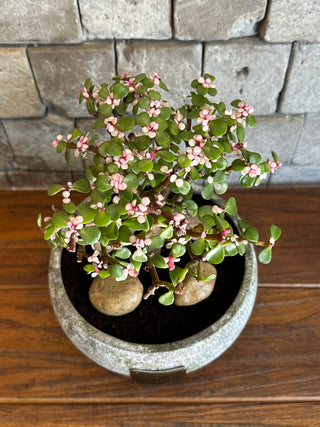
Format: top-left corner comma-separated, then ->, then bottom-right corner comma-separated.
48,194 -> 258,380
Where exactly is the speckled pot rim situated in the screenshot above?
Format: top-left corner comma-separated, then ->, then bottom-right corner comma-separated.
48,191 -> 258,377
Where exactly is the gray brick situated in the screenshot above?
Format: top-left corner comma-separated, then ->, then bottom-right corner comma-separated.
279,44 -> 320,114
269,165 -> 320,185
293,116 -> 320,165
8,171 -> 75,190
260,0 -> 320,43
204,38 -> 291,115
0,121 -> 16,171
117,41 -> 202,108
174,0 -> 267,41
79,0 -> 171,40
0,48 -> 44,119
3,114 -> 84,172
28,43 -> 115,118
0,172 -> 12,189
0,0 -> 82,44
245,114 -> 303,164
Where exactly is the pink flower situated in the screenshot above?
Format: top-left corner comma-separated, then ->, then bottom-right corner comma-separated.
151,72 -> 161,85
104,116 -> 124,138
125,197 -> 150,223
146,146 -> 161,161
164,255 -> 181,271
64,215 -> 84,252
198,76 -> 215,89
110,173 -> 127,193
123,77 -> 138,93
147,100 -> 161,117
220,228 -> 230,243
78,86 -> 90,102
174,110 -> 186,130
170,174 -> 184,188
142,121 -> 159,138
113,149 -> 134,170
75,135 -> 89,157
52,134 -> 63,149
196,108 -> 216,132
105,93 -> 120,107
170,213 -> 187,234
129,235 -> 152,248
269,160 -> 282,173
186,135 -> 211,168
123,262 -> 139,277
242,164 -> 261,178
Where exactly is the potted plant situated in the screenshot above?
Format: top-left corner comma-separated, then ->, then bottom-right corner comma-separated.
38,72 -> 281,380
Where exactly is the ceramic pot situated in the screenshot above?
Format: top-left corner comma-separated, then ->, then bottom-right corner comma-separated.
48,193 -> 258,381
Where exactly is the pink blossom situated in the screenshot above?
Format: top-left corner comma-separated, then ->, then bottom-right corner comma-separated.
151,72 -> 161,85
64,215 -> 84,252
220,228 -> 231,243
123,76 -> 138,92
104,116 -> 124,138
242,164 -> 261,178
61,181 -> 73,204
142,121 -> 159,138
109,173 -> 127,193
146,146 -> 161,161
129,235 -> 152,248
113,149 -> 134,169
174,110 -> 186,130
160,165 -> 173,175
52,134 -> 63,149
170,213 -> 187,234
196,108 -> 216,132
186,135 -> 211,168
123,262 -> 139,277
198,76 -> 216,89
105,93 -> 120,107
164,255 -> 181,271
269,160 -> 282,173
78,86 -> 90,102
147,100 -> 161,117
75,135 -> 90,157
170,174 -> 184,188
125,197 -> 150,223
238,101 -> 254,115
269,237 -> 275,247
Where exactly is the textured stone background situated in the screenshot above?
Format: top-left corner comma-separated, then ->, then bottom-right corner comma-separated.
0,0 -> 319,188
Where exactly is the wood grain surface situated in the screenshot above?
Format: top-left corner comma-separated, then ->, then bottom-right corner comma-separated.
0,188 -> 319,426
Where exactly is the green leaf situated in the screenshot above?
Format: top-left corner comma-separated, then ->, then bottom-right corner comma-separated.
114,247 -> 132,259
78,207 -> 96,224
105,222 -> 119,240
72,179 -> 91,193
169,266 -> 184,285
217,102 -> 226,115
37,213 -> 42,228
86,98 -> 95,115
152,254 -> 168,269
107,139 -> 123,156
159,107 -> 171,120
137,159 -> 153,172
44,225 -> 56,240
191,238 -> 205,256
63,202 -> 76,214
207,243 -> 225,264
202,144 -> 221,160
225,197 -> 237,216
47,184 -> 64,196
52,211 -> 69,228
150,235 -> 165,249
135,112 -> 151,126
99,270 -> 110,279
106,204 -> 120,221
123,174 -> 139,190
119,225 -> 132,242
202,214 -> 216,231
159,80 -> 169,91
201,183 -> 214,200
249,152 -> 262,165
270,224 -> 281,241
95,175 -> 111,192
159,150 -> 176,162
258,247 -> 272,264
171,243 -> 186,257
132,250 -> 148,262
192,93 -> 206,107
79,226 -> 101,245
98,103 -> 113,117
237,124 -> 245,143
160,225 -> 173,239
182,199 -> 198,217
246,114 -> 257,128
232,159 -> 246,171
134,135 -> 150,151
116,116 -> 135,132
245,226 -> 259,243
110,264 -> 125,279
148,89 -> 161,100
209,118 -> 227,136
94,210 -> 111,227
154,117 -> 168,131
272,151 -> 279,164
155,131 -> 171,148
159,291 -> 174,306
112,83 -> 129,99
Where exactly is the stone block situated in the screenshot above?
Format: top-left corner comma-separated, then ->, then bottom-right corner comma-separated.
279,44 -> 320,114
245,114 -> 303,164
269,165 -> 320,185
8,171 -> 75,189
0,48 -> 44,119
117,41 -> 202,108
293,116 -> 320,165
3,114 -> 84,172
0,122 -> 16,170
0,0 -> 82,44
28,43 -> 115,118
79,0 -> 171,39
260,0 -> 320,43
204,38 -> 291,114
174,0 -> 267,41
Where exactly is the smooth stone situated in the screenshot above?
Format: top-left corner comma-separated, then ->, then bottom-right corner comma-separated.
174,263 -> 217,307
89,275 -> 143,316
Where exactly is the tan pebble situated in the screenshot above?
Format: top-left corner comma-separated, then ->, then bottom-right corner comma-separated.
89,275 -> 143,316
174,263 -> 217,306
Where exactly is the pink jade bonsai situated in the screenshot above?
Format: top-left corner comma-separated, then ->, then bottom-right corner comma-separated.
38,72 -> 281,309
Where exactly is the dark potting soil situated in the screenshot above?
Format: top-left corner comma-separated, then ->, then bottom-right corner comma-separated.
61,248 -> 245,345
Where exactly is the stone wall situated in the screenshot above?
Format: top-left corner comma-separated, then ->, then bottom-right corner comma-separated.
0,0 -> 319,189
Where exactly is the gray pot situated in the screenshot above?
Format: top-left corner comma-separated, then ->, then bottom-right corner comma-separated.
48,194 -> 258,381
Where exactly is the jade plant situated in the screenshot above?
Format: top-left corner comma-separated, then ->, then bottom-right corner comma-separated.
38,72 -> 281,306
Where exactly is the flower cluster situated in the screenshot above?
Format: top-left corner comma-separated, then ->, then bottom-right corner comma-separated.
39,72 -> 281,307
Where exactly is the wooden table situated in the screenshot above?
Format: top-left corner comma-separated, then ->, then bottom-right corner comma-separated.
0,187 -> 319,426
